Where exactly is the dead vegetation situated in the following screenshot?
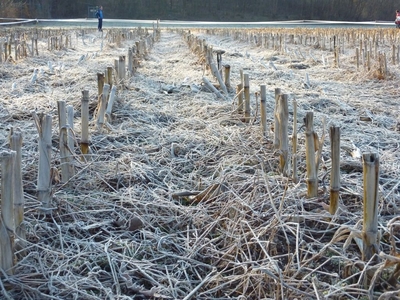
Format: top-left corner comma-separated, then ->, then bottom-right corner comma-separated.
0,25 -> 400,299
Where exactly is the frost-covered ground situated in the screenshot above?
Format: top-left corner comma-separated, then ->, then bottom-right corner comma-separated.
0,26 -> 400,299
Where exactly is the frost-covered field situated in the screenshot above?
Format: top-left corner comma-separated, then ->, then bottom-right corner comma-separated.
0,25 -> 400,299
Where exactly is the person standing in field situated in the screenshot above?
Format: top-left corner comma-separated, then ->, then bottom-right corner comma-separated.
95,6 -> 103,32
395,10 -> 400,28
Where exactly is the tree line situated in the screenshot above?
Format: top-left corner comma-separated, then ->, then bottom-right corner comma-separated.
1,0 -> 399,23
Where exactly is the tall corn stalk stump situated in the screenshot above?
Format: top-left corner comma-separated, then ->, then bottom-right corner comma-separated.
97,84 -> 110,130
81,90 -> 90,156
292,99 -> 298,183
305,112 -> 318,197
58,100 -> 73,183
244,74 -> 250,123
0,150 -> 16,275
329,126 -> 341,214
273,88 -> 282,149
362,153 -> 380,261
33,112 -> 53,209
237,83 -> 243,114
277,94 -> 289,176
9,128 -> 25,253
260,85 -> 267,137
